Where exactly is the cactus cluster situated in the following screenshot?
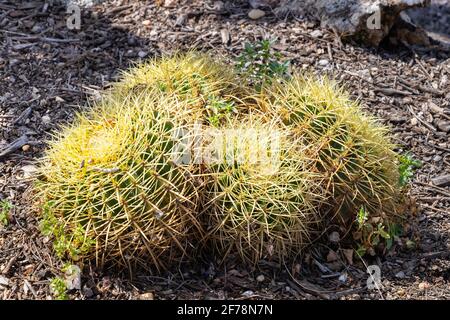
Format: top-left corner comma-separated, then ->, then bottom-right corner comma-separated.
36,54 -> 404,270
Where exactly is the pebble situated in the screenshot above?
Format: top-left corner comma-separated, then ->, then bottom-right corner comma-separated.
428,101 -> 443,114
318,59 -> 329,66
65,265 -> 81,291
21,164 -> 38,178
138,292 -> 154,300
395,271 -> 406,279
22,144 -> 30,152
418,282 -> 430,291
410,117 -> 418,126
338,273 -> 348,283
242,290 -> 254,297
329,231 -> 340,243
41,115 -> 51,124
437,120 -> 450,133
396,288 -> 406,296
82,285 -> 94,298
310,30 -> 323,38
220,28 -> 230,44
0,275 -> 9,287
142,19 -> 151,26
138,51 -> 148,59
256,275 -> 265,282
248,9 -> 265,20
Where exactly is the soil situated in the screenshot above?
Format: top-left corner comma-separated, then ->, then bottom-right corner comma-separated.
0,0 -> 449,300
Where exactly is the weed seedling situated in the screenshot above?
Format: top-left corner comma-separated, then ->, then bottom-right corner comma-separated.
236,39 -> 290,91
50,277 -> 68,300
0,199 -> 13,227
398,153 -> 422,187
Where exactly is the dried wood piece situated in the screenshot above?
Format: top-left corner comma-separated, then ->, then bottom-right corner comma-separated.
431,174 -> 450,188
0,135 -> 29,159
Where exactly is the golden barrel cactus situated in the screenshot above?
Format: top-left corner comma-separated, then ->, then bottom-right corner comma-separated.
36,95 -> 203,271
265,75 -> 400,227
201,115 -> 323,265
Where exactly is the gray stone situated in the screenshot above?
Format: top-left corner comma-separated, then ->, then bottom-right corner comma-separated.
248,9 -> 266,19
275,0 -> 430,46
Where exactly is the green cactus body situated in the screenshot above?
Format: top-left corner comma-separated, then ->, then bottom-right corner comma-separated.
36,95 -> 202,270
202,116 -> 322,265
268,76 -> 400,226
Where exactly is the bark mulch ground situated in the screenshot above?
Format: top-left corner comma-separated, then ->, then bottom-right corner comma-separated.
0,0 -> 449,300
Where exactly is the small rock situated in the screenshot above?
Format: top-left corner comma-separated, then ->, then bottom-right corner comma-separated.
54,96 -> 65,103
127,36 -> 137,46
310,30 -> 323,38
418,282 -> 430,291
41,115 -> 51,124
338,273 -> 348,283
256,275 -> 265,282
0,275 -> 9,287
82,285 -> 94,298
437,120 -> 450,133
21,164 -> 38,178
329,231 -> 340,243
248,9 -> 265,20
318,59 -> 329,66
22,144 -> 30,152
220,28 -> 230,45
64,265 -> 81,291
428,101 -> 443,114
142,20 -> 151,26
163,0 -> 177,7
410,117 -> 418,126
396,288 -> 406,296
242,290 -> 254,297
138,51 -> 148,59
138,292 -> 154,300
395,271 -> 406,279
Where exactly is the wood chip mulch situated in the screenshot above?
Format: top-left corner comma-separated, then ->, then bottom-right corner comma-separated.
0,0 -> 449,300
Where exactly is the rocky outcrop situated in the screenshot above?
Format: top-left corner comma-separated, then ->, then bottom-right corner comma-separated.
269,0 -> 431,46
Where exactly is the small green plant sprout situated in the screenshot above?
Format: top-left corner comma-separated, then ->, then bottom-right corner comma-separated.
50,277 -> 68,300
356,206 -> 368,228
206,95 -> 235,126
236,39 -> 290,91
40,201 -> 95,261
354,207 -> 401,256
0,199 -> 13,227
398,153 -> 422,187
